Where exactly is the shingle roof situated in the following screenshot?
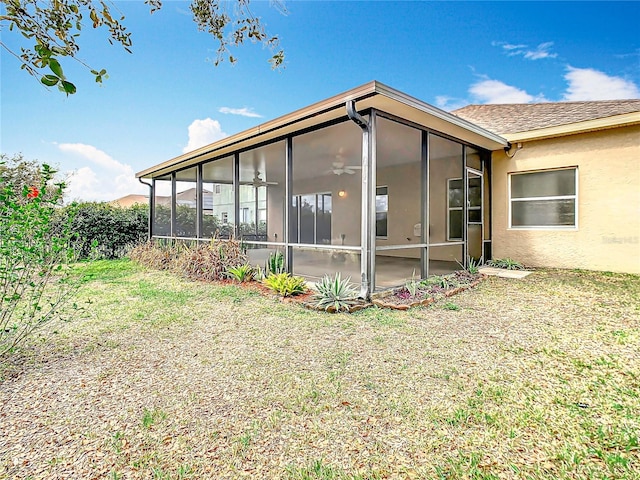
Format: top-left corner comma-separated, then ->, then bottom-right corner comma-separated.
452,99 -> 640,135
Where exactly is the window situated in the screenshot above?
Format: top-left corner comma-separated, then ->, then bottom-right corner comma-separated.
376,186 -> 388,237
221,212 -> 228,224
292,193 -> 332,244
510,168 -> 577,228
240,207 -> 250,224
447,179 -> 463,240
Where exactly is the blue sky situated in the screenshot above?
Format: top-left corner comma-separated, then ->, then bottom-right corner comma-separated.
1,1 -> 639,201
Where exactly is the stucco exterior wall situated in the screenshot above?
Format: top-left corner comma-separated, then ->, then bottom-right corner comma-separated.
491,125 -> 640,273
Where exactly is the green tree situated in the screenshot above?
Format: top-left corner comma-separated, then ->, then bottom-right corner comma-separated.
0,0 -> 287,95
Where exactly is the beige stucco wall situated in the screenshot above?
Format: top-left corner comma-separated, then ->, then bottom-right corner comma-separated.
491,125 -> 640,273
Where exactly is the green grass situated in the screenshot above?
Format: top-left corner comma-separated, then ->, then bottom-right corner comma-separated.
1,262 -> 638,479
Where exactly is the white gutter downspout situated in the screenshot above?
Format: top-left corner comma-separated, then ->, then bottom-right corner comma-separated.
138,178 -> 153,241
347,100 -> 376,299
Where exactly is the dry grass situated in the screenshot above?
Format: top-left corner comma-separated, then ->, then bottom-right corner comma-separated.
0,261 -> 638,479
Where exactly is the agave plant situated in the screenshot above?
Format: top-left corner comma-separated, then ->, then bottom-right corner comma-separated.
313,273 -> 359,312
457,256 -> 483,275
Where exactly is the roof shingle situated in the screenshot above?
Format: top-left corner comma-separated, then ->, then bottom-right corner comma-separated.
452,99 -> 640,135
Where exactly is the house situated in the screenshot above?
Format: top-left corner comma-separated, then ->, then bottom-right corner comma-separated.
452,100 -> 640,274
136,81 -> 640,297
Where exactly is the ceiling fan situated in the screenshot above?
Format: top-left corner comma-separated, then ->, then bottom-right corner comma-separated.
327,161 -> 361,175
323,147 -> 361,175
247,171 -> 278,186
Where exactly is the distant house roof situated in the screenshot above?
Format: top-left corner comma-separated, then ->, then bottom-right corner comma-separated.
452,99 -> 640,141
109,194 -> 148,208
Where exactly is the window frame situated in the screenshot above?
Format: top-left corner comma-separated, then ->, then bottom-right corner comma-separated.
508,167 -> 578,230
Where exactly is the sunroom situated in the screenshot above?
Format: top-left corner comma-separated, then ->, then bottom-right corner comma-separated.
136,81 -> 508,298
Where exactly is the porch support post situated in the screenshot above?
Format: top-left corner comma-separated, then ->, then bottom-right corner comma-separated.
285,136 -> 293,273
233,152 -> 240,239
421,131 -> 429,277
196,164 -> 203,239
347,101 -> 376,299
462,146 -> 468,267
170,172 -> 177,238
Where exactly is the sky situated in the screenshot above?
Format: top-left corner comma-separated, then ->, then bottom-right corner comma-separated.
1,1 -> 639,202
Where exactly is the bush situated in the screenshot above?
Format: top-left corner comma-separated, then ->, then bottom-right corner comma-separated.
1,160 -> 79,359
130,238 -> 247,282
54,202 -> 148,259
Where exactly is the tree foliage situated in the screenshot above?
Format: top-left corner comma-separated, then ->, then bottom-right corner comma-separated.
0,0 -> 286,94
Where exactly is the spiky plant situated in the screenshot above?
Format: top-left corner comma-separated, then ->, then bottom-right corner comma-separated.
313,273 -> 359,312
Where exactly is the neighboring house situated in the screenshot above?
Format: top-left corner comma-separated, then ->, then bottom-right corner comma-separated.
109,194 -> 148,208
453,100 -> 640,274
136,81 -> 640,297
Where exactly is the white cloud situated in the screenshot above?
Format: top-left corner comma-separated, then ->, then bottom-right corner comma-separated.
563,66 -> 640,100
469,78 -> 543,104
434,95 -> 468,111
218,107 -> 262,118
57,143 -> 147,202
183,118 -> 227,153
494,41 -> 557,60
524,42 -> 557,60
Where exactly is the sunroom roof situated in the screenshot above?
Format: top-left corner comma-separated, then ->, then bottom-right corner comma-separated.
136,81 -> 508,179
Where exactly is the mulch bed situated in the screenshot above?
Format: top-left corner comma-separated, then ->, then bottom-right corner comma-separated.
371,271 -> 486,310
227,271 -> 485,312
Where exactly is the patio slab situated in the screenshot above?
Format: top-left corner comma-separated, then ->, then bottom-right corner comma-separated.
479,266 -> 533,279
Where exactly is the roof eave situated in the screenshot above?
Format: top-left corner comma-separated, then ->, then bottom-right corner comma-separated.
136,81 -> 509,179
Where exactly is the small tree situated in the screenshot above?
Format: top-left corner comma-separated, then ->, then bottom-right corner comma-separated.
0,157 -> 78,360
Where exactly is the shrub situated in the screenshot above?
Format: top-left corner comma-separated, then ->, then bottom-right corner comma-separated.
129,240 -> 180,270
263,273 -> 306,297
1,160 -> 79,359
313,273 -> 359,312
54,202 -> 148,259
130,237 -> 247,282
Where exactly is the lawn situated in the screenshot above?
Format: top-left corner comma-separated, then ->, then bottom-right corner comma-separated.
0,260 -> 638,479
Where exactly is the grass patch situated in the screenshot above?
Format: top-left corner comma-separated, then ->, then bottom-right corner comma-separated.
1,264 -> 638,479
